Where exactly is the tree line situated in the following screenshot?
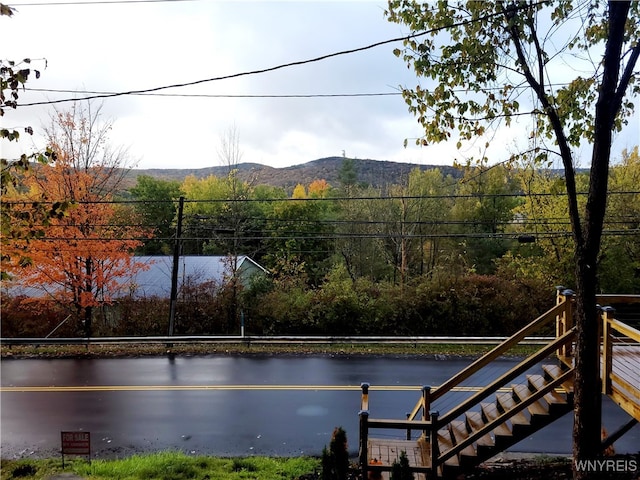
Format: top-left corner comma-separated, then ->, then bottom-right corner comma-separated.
1,108 -> 638,338
128,149 -> 639,292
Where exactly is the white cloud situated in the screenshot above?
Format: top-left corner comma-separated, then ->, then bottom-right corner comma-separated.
2,1 -> 638,171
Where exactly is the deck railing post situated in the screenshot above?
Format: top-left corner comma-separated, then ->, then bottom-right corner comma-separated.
422,385 -> 431,417
556,287 -> 574,359
600,306 -> 615,395
564,289 -> 574,333
359,382 -> 370,479
429,410 -> 439,478
406,412 -> 411,440
360,382 -> 370,411
422,386 -> 431,438
359,409 -> 369,479
555,286 -> 566,358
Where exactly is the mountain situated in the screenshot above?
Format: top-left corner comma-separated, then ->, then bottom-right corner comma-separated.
125,157 -> 462,191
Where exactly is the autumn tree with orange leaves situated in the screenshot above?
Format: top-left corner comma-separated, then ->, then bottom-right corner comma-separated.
4,102 -> 150,336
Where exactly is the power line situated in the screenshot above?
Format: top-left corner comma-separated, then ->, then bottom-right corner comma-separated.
8,0 -> 198,5
24,229 -> 640,243
23,88 -> 402,99
4,190 -> 639,206
22,82 -> 574,100
16,2 -> 546,108
15,217 -> 640,232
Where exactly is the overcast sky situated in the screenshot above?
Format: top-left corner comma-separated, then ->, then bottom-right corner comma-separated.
2,0 -> 638,171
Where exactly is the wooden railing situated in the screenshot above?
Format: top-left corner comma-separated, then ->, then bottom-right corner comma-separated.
600,303 -> 640,421
358,287 -> 577,477
407,287 -> 574,423
556,288 -> 575,364
437,364 -> 574,466
358,290 -> 640,477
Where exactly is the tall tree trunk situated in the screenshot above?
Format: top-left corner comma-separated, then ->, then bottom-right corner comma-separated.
572,256 -> 602,476
572,3 -> 632,478
84,257 -> 93,338
84,305 -> 93,338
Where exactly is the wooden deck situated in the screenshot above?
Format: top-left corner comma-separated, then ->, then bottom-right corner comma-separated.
609,344 -> 640,420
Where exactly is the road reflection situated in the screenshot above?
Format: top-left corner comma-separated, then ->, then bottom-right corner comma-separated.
2,355 -> 639,458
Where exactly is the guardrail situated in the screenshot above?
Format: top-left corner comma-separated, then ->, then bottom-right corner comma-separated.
0,335 -> 555,346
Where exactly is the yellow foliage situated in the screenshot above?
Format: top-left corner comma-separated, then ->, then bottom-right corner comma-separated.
292,184 -> 307,199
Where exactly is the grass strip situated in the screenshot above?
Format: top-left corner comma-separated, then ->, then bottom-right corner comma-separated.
0,342 -> 540,359
1,452 -> 320,480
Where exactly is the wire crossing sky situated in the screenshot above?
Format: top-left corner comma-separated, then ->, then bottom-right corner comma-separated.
3,1 -> 638,170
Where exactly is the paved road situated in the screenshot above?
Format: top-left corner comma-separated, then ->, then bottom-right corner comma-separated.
1,355 -> 638,459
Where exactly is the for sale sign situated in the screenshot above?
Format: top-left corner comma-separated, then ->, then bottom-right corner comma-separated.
61,431 -> 90,461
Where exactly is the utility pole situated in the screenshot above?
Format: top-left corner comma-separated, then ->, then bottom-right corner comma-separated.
168,196 -> 184,340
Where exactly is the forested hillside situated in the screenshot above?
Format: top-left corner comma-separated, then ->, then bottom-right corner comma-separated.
124,157 -> 462,192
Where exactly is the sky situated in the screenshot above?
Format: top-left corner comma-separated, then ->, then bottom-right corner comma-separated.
2,0 -> 639,171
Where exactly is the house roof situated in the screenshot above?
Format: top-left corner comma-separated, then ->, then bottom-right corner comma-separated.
3,255 -> 267,300
120,255 -> 266,298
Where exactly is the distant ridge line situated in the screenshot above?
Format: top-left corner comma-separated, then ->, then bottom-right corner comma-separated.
126,156 -> 462,191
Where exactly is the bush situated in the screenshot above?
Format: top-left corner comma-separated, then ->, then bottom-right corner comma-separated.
2,271 -> 553,337
390,450 -> 414,480
11,463 -> 37,477
410,274 -> 552,336
100,296 -> 169,336
0,295 -> 74,337
321,427 -> 349,480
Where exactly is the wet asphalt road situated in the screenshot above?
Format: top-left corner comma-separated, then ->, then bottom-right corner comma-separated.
1,355 -> 638,459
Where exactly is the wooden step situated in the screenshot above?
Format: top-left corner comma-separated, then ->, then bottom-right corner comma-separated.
437,430 -> 454,456
437,430 -> 459,468
465,411 -> 495,450
448,420 -> 478,460
527,374 -> 569,412
480,402 -> 512,441
542,363 -> 566,378
512,383 -> 550,419
496,392 -> 531,429
542,364 -> 574,394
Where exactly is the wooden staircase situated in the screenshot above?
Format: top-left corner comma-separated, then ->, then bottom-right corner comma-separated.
358,290 -> 640,479
433,362 -> 574,477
